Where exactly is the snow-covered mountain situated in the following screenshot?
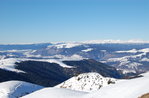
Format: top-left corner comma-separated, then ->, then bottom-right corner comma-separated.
0,81 -> 43,98
33,42 -> 149,73
84,72 -> 149,98
0,58 -> 73,73
0,58 -> 25,73
1,40 -> 149,74
0,58 -> 121,87
22,72 -> 149,98
102,48 -> 149,73
1,41 -> 149,98
56,72 -> 116,92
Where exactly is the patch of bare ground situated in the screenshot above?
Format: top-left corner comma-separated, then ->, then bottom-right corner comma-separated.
139,93 -> 149,98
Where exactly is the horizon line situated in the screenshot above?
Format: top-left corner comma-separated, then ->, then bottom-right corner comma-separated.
1,39 -> 149,45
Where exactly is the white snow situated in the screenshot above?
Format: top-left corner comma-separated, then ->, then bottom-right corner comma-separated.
0,55 -> 6,60
47,40 -> 149,50
39,59 -> 74,68
0,58 -> 25,73
115,48 -> 149,54
85,72 -> 149,98
23,50 -> 42,58
82,48 -> 93,52
0,50 -> 31,53
22,58 -> 74,68
48,43 -> 81,49
60,54 -> 84,61
140,58 -> 149,62
26,54 -> 85,61
139,48 -> 149,53
106,53 -> 145,68
0,58 -> 75,73
56,73 -> 116,92
121,69 -> 137,74
127,62 -> 142,69
115,49 -> 138,53
28,58 -> 75,68
22,72 -> 149,98
22,88 -> 87,98
82,40 -> 149,44
0,81 -> 43,98
2,40 -> 149,46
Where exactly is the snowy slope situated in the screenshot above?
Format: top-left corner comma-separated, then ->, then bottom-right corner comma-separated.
38,59 -> 74,68
22,88 -> 87,98
102,48 -> 149,73
0,58 -> 73,73
22,72 -> 149,98
0,81 -> 43,98
56,73 -> 116,92
0,58 -> 25,73
85,72 -> 149,98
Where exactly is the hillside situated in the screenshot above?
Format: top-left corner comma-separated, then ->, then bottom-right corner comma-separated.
0,81 -> 43,98
56,72 -> 116,92
0,58 -> 122,87
22,72 -> 149,98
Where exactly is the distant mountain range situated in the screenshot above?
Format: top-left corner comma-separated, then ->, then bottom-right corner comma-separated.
1,40 -> 149,74
1,40 -> 149,98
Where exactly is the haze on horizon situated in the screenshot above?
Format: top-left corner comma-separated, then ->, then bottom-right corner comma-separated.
0,0 -> 149,44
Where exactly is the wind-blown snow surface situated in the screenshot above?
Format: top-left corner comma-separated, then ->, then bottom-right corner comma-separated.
0,81 -> 43,98
22,88 -> 87,98
22,72 -> 149,98
56,73 -> 116,92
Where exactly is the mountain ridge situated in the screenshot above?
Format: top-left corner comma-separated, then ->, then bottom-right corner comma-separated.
0,58 -> 122,87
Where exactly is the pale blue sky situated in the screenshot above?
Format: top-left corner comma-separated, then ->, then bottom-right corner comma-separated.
0,0 -> 149,44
